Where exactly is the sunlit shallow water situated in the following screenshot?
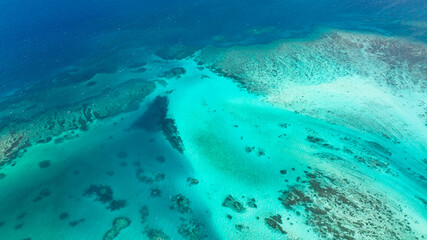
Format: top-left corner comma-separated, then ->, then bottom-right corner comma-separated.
0,1 -> 426,240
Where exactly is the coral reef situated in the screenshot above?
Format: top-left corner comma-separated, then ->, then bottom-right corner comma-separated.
69,219 -> 85,227
235,224 -> 249,232
196,30 -> 427,140
161,118 -> 184,153
246,198 -> 257,208
265,215 -> 286,234
222,195 -> 245,213
278,171 -> 419,239
150,188 -> 162,198
131,96 -> 184,153
306,136 -> 339,150
140,206 -> 149,224
116,151 -> 128,159
38,160 -> 51,168
187,177 -> 199,186
178,219 -> 207,240
84,185 -> 126,211
33,189 -> 51,202
107,200 -> 127,211
59,213 -> 69,220
145,227 -> 171,240
84,185 -> 113,203
171,194 -> 192,214
155,44 -> 199,60
103,217 -> 131,240
159,67 -> 186,79
0,74 -> 155,166
136,169 -> 165,184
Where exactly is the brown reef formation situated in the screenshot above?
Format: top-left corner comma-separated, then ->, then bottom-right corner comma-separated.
0,76 -> 155,167
278,170 -> 419,240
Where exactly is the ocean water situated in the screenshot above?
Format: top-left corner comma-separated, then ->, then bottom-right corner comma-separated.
0,1 -> 426,240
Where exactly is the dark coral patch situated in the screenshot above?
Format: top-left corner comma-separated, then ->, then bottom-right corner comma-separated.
84,185 -> 127,211
38,160 -> 50,168
187,177 -> 199,186
136,169 -> 165,184
69,219 -> 85,227
59,212 -> 69,220
159,67 -> 186,79
117,151 -> 128,159
278,171 -> 418,239
84,185 -> 113,204
171,194 -> 192,214
16,213 -> 26,220
131,96 -> 184,153
306,136 -> 338,150
265,215 -> 286,234
33,189 -> 51,202
103,217 -> 130,240
178,219 -> 207,240
150,188 -> 162,198
140,206 -> 149,224
85,81 -> 97,87
145,227 -> 170,240
107,200 -> 127,211
14,223 -> 23,230
235,224 -> 249,232
246,198 -> 257,208
222,195 -> 245,213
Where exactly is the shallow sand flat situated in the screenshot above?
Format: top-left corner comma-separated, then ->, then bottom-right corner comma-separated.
166,59 -> 427,239
197,30 -> 427,141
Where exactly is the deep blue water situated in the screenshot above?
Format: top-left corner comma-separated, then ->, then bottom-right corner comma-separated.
1,0 -> 426,95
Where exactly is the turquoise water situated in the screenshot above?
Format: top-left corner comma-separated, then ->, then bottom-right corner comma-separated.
0,1 -> 426,240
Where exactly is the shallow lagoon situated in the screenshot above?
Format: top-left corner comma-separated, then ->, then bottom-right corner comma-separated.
0,1 -> 427,239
